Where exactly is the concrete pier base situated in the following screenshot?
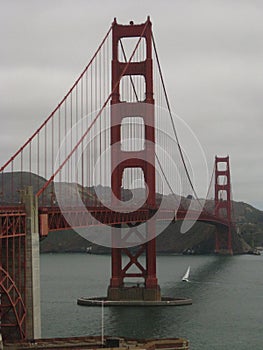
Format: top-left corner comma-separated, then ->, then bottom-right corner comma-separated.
215,248 -> 234,256
77,296 -> 192,307
107,285 -> 161,301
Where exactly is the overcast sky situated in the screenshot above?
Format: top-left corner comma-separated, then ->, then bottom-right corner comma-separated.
1,0 -> 262,209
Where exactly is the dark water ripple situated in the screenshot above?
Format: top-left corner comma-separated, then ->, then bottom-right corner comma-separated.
40,253 -> 263,349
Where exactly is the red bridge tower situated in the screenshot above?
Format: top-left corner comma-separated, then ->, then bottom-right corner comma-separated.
108,18 -> 160,301
214,156 -> 233,255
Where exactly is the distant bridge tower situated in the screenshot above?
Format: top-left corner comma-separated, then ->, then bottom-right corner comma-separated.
214,156 -> 233,255
108,17 -> 160,301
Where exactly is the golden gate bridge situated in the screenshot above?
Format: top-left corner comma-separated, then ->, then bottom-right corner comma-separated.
0,17 -> 234,341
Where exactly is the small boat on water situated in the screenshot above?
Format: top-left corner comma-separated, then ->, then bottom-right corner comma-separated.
182,266 -> 190,282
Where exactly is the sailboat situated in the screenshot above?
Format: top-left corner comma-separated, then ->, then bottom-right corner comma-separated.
182,266 -> 190,282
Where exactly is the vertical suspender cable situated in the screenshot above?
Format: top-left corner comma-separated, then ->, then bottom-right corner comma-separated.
0,25 -> 112,175
29,141 -> 32,187
151,33 -> 202,207
81,76 -> 84,197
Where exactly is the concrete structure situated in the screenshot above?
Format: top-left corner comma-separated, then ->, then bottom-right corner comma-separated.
3,335 -> 189,350
77,296 -> 192,306
22,187 -> 41,339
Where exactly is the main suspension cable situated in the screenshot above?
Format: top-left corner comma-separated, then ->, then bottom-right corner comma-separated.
37,21 -> 149,197
119,38 -> 179,202
0,25 -> 112,173
151,32 -> 203,208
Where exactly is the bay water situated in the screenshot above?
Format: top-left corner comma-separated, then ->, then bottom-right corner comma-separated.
40,253 -> 263,349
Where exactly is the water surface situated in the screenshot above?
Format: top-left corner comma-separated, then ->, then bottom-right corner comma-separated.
40,253 -> 263,349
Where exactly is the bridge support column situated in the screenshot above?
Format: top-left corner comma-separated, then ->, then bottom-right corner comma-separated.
108,18 -> 161,301
22,187 -> 41,339
214,156 -> 233,255
108,221 -> 160,302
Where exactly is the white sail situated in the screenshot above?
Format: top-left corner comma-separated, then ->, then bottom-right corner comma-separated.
182,266 -> 190,282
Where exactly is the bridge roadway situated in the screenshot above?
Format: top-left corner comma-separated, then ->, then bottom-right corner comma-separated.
0,205 -> 230,238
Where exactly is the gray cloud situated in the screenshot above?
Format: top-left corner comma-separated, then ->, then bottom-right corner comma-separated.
0,0 -> 262,208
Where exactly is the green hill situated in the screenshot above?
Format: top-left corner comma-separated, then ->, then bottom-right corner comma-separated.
0,171 -> 261,254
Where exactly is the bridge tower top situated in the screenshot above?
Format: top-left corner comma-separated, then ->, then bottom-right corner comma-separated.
111,16 -> 153,105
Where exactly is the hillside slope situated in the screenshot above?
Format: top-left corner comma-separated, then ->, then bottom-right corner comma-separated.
0,171 -> 260,254
40,216 -> 251,255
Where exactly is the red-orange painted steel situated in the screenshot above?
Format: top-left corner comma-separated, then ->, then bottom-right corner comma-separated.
110,17 -> 158,290
214,156 -> 233,254
37,206 -> 231,232
0,209 -> 27,340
